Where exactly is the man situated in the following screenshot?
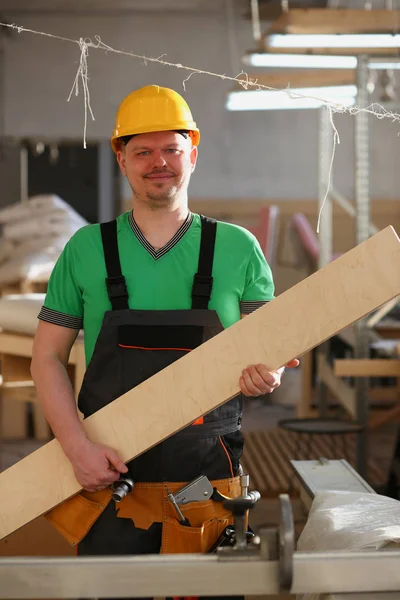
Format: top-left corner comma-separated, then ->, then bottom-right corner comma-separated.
31,85 -> 298,563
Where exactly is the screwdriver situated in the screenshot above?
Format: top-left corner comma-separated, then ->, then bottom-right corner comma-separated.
166,488 -> 191,527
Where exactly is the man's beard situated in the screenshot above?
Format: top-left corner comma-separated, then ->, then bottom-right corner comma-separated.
146,184 -> 177,209
130,178 -> 179,210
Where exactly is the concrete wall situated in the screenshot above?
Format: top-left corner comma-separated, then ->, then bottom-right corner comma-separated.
1,8 -> 400,201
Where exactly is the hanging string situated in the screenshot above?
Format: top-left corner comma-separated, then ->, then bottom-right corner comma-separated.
1,19 -> 400,235
67,38 -> 94,149
1,20 -> 400,130
316,106 -> 340,234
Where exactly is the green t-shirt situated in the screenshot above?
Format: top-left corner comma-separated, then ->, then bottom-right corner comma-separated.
39,211 -> 275,365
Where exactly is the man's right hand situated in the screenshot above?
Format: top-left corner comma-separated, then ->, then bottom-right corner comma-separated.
64,438 -> 129,492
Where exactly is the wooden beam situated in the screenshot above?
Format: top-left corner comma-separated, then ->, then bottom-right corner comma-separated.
336,326 -> 356,348
0,332 -> 83,365
0,334 -> 85,442
369,405 -> 400,431
367,296 -> 399,328
235,70 -> 355,91
369,387 -> 399,403
0,355 -> 30,439
299,350 -> 313,418
183,198 -> 400,220
374,323 -> 400,339
0,226 -> 399,541
243,3 -> 327,23
267,9 -> 400,34
335,359 -> 400,378
318,354 -> 356,417
0,331 -> 85,396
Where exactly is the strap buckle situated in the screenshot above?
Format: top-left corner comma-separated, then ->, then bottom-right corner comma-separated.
106,276 -> 128,300
192,273 -> 213,299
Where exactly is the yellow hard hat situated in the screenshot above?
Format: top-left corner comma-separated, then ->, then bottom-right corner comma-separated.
111,85 -> 200,153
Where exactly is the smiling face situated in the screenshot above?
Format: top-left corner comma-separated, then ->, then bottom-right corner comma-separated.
117,130 -> 198,210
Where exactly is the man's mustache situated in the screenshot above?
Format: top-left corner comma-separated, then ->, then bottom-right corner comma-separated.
144,170 -> 176,177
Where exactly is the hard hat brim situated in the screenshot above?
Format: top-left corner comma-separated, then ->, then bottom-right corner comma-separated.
111,126 -> 200,153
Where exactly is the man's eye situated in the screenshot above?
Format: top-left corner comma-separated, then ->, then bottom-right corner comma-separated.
166,149 -> 178,154
138,151 -> 149,156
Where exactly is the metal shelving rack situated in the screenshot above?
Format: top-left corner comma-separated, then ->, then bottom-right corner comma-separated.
317,56 -> 385,478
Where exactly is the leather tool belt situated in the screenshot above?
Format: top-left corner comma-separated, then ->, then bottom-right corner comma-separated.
45,475 -> 242,554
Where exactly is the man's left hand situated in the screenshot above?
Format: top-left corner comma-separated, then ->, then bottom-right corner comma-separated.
239,359 -> 299,397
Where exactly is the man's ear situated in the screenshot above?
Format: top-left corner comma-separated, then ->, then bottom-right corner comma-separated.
190,145 -> 198,173
116,149 -> 127,176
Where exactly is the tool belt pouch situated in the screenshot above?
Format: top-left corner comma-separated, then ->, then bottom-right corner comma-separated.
161,498 -> 233,554
44,489 -> 113,546
161,476 -> 241,554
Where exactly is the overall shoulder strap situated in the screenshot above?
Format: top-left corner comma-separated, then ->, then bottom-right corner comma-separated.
100,220 -> 129,310
191,215 -> 217,310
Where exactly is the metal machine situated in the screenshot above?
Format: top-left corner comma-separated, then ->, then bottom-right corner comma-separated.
1,460 -> 400,600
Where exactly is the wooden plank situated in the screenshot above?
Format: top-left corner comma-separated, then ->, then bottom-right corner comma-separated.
0,334 -> 34,358
0,332 -> 84,365
369,405 -> 400,431
299,350 -> 313,418
318,354 -> 356,417
0,399 -> 27,440
367,297 -> 399,329
243,2 -> 327,22
0,346 -> 84,440
267,9 -> 400,34
336,326 -> 356,348
370,387 -> 399,403
0,355 -> 30,440
335,359 -> 400,378
375,321 -> 400,339
31,404 -> 51,441
0,334 -> 85,428
1,382 -> 37,403
0,377 -> 51,440
1,356 -> 33,381
0,225 -> 399,541
184,198 -> 400,221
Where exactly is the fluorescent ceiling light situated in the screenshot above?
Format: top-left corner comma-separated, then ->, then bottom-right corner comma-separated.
226,87 -> 357,111
242,52 -> 400,70
267,33 -> 400,49
243,52 -> 358,69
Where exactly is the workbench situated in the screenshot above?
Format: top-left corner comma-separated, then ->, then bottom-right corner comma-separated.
1,459 -> 400,599
291,457 -> 376,510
